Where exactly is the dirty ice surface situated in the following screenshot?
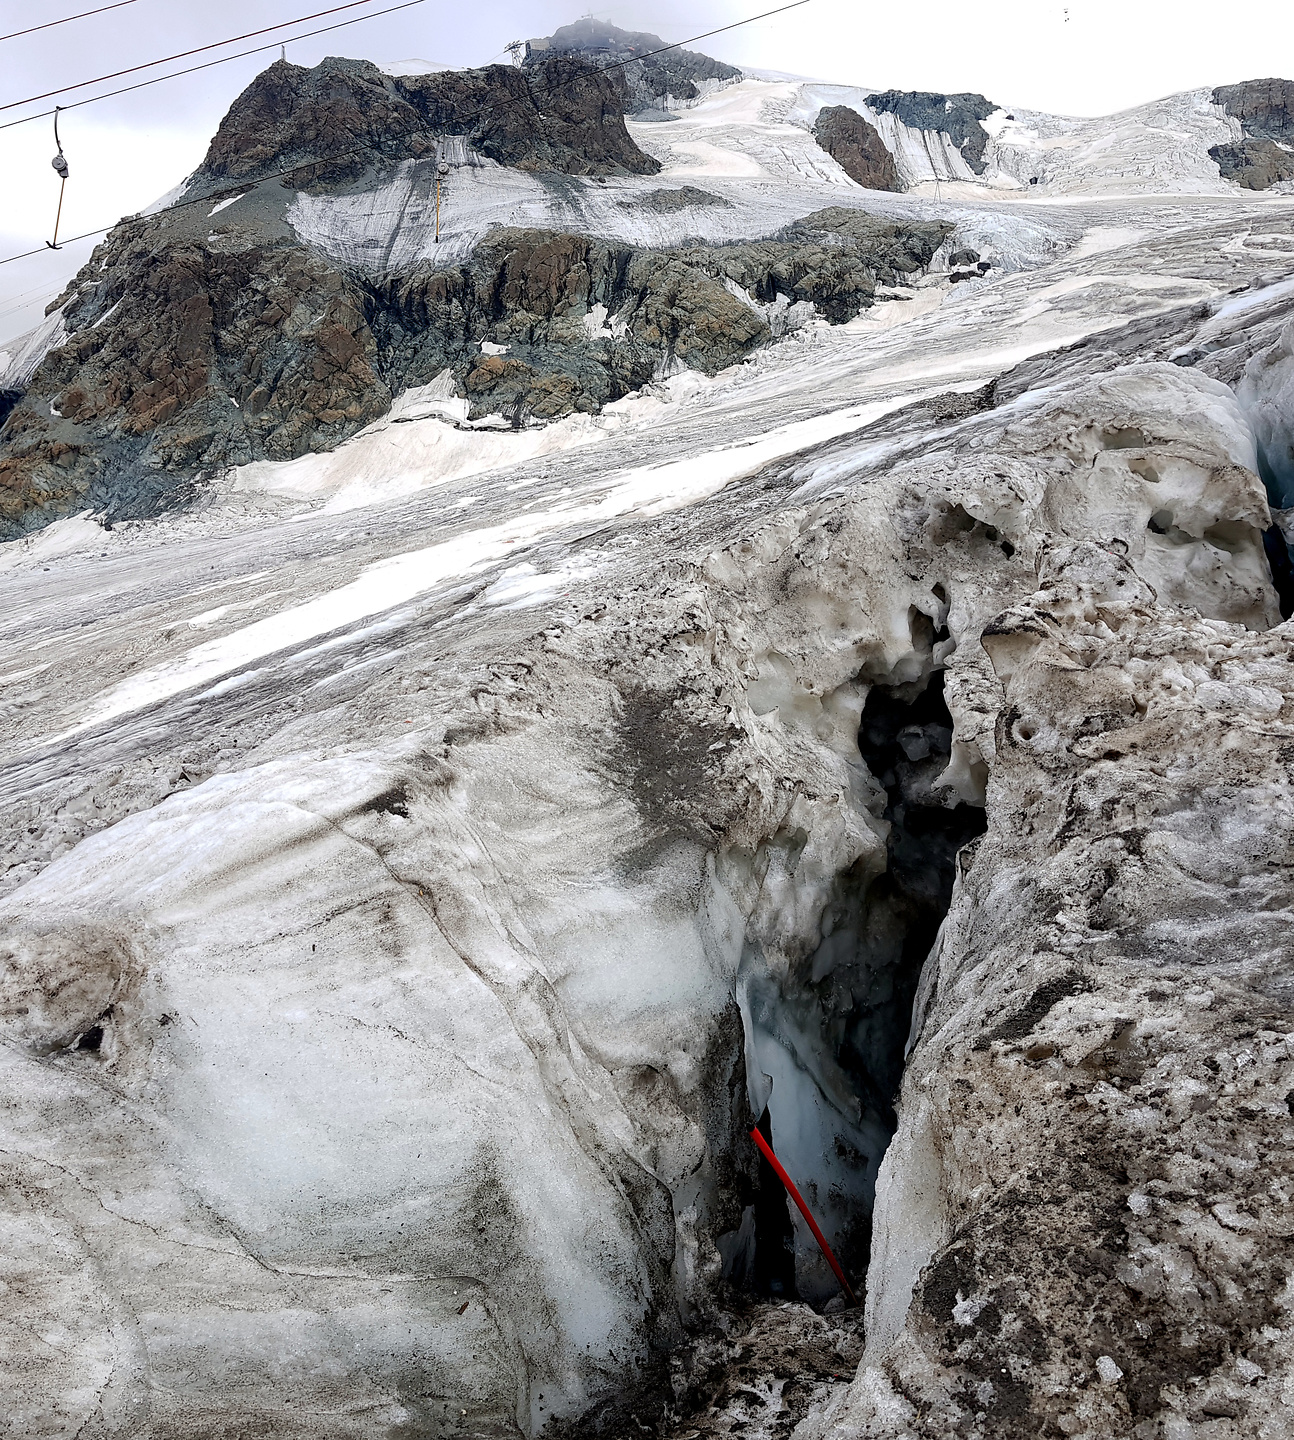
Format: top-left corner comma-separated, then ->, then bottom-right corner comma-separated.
3,194 -> 1292,774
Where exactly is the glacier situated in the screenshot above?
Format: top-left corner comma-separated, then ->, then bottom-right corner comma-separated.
2,54 -> 1294,1440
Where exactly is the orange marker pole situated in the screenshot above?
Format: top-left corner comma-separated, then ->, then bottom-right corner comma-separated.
750,1126 -> 858,1304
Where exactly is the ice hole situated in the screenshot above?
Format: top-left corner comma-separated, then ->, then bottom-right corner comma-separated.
1262,526 -> 1294,619
1201,521 -> 1249,553
1101,426 -> 1152,450
739,670 -> 986,1306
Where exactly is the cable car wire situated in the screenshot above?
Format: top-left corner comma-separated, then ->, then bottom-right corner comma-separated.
0,0 -> 144,45
0,0 -> 812,269
0,0 -> 385,113
0,0 -> 427,133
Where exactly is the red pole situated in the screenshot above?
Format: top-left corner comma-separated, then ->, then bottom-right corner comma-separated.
750,1126 -> 858,1304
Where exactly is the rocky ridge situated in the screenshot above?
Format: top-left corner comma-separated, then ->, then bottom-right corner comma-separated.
193,53 -> 658,189
522,18 -> 742,117
0,209 -> 951,537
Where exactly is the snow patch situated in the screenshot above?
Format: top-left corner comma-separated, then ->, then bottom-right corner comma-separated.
0,512 -> 104,569
0,311 -> 67,389
582,303 -> 629,340
378,58 -> 453,76
142,176 -> 193,215
1069,225 -> 1148,260
76,390 -> 936,728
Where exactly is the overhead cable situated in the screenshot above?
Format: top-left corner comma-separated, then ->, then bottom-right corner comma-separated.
0,0 -> 144,45
0,0 -> 428,133
1,0 -> 809,134
0,0 -> 813,270
564,3 -> 812,83
0,0 -> 385,113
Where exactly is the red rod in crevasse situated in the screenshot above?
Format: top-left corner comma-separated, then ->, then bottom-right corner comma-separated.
750,1126 -> 858,1305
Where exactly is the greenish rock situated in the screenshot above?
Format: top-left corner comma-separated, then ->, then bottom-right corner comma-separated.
0,212 -> 953,538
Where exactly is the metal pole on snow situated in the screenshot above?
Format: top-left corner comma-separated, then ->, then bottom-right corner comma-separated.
435,158 -> 449,244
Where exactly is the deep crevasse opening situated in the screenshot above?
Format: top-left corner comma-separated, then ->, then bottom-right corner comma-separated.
1230,316 -> 1294,617
732,668 -> 986,1305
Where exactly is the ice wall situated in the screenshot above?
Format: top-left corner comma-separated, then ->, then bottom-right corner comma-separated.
1238,316 -> 1294,504
731,665 -> 985,1304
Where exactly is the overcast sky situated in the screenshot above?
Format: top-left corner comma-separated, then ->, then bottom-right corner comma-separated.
2,0 -> 1290,343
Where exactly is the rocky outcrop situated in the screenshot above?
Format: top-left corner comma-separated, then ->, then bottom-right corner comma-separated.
813,106 -> 902,192
0,212 -> 950,536
629,185 -> 731,212
672,213 -> 949,326
371,230 -> 771,422
522,18 -> 741,115
865,90 -> 997,175
1213,77 -> 1294,143
1210,139 -> 1294,190
1210,81 -> 1294,191
192,53 -> 660,190
0,233 -> 390,534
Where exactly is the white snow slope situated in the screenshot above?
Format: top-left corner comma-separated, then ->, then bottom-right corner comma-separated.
281,76 -> 1279,284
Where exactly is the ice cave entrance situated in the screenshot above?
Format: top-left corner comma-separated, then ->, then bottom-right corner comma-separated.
739,668 -> 986,1304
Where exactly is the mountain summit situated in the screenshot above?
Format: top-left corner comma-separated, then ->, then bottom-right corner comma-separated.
521,17 -> 742,117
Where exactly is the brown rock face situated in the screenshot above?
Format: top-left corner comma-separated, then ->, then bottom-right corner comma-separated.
813,106 -> 902,192
195,54 -> 660,189
1210,138 -> 1294,190
1212,77 -> 1294,143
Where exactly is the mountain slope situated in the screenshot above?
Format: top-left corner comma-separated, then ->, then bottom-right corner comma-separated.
2,44 -> 1294,1440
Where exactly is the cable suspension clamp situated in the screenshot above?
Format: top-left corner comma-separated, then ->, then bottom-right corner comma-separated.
48,107 -> 69,249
